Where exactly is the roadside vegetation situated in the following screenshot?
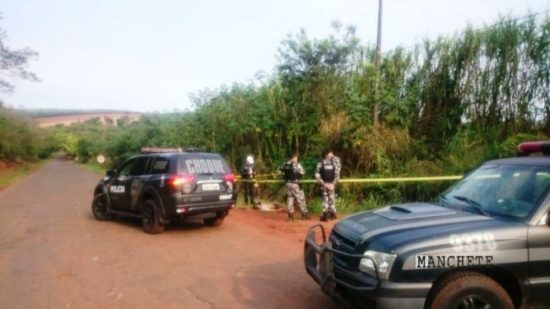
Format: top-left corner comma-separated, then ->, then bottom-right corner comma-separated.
0,106 -> 58,161
0,106 -> 56,189
3,15 -> 550,211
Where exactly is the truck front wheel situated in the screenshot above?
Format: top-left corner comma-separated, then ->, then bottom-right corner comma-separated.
429,272 -> 513,309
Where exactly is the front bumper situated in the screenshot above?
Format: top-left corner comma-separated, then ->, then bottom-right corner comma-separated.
304,224 -> 430,309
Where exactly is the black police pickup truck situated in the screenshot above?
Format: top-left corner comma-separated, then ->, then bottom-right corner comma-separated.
305,141 -> 550,308
91,148 -> 237,234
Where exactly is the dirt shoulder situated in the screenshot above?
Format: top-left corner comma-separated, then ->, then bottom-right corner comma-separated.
230,206 -> 338,244
0,160 -> 47,191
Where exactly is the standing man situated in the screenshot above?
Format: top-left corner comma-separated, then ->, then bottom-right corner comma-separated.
279,153 -> 309,220
316,148 -> 341,221
240,154 -> 256,207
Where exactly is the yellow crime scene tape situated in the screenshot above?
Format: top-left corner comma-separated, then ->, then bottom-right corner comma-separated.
235,173 -> 278,179
236,175 -> 463,184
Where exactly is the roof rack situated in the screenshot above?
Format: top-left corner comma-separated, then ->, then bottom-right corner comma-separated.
141,147 -> 183,154
517,141 -> 550,156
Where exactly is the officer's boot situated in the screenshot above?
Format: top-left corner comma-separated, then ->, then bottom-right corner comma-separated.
288,212 -> 295,221
320,212 -> 328,222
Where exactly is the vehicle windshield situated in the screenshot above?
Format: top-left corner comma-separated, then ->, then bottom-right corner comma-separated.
439,164 -> 550,220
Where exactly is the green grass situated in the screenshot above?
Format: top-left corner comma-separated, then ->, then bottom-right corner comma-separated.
305,194 -> 386,215
0,160 -> 48,190
235,192 -> 382,215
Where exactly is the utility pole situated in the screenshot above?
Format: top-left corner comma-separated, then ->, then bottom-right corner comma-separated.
373,0 -> 383,128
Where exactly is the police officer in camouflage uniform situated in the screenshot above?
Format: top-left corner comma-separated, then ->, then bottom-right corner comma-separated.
316,148 -> 341,221
279,153 -> 309,220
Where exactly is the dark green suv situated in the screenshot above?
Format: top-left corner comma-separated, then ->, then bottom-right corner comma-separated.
91,148 -> 237,233
305,141 -> 550,308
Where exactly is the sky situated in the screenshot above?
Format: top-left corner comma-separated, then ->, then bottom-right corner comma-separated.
2,0 -> 549,113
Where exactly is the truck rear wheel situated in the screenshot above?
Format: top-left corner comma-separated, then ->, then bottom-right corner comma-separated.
429,272 -> 513,309
92,193 -> 115,221
140,199 -> 165,234
203,213 -> 225,227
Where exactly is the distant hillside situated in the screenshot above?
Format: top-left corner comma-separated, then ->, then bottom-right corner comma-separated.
22,108 -> 139,118
32,111 -> 142,127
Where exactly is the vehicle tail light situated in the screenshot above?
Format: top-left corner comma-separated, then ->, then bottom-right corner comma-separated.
168,175 -> 195,190
224,173 -> 236,182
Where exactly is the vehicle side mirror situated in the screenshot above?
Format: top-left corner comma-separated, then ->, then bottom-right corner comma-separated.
106,170 -> 116,177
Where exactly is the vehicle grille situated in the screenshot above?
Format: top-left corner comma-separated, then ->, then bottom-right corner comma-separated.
331,230 -> 357,251
330,230 -> 363,270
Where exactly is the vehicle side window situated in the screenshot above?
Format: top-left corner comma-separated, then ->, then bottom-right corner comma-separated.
151,158 -> 169,175
131,157 -> 150,176
535,172 -> 550,199
118,159 -> 135,177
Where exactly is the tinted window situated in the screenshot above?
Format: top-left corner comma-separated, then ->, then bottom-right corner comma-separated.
534,171 -> 550,198
131,157 -> 150,176
118,159 -> 135,177
177,154 -> 229,175
151,157 -> 170,175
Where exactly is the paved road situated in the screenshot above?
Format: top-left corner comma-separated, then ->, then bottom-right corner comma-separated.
0,159 -> 337,308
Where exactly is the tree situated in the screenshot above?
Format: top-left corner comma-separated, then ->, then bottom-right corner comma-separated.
0,13 -> 39,102
276,22 -> 362,155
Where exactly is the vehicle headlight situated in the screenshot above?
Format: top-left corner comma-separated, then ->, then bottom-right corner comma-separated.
358,250 -> 396,280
